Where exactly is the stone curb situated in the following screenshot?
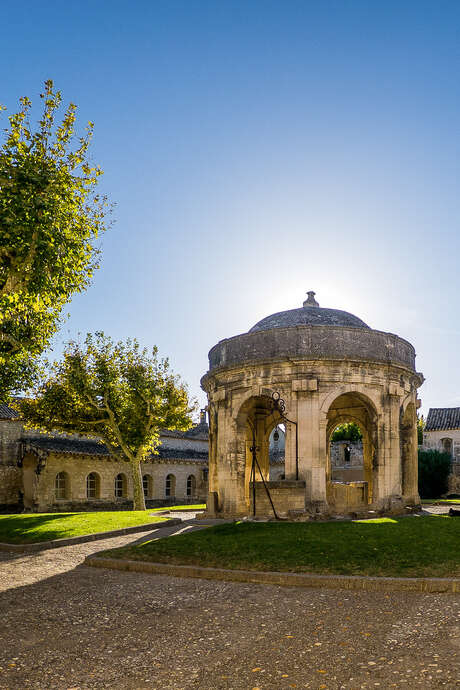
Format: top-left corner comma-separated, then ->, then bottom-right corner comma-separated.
85,557 -> 460,594
0,518 -> 182,553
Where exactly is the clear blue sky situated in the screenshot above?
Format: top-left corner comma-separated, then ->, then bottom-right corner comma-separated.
2,1 -> 460,415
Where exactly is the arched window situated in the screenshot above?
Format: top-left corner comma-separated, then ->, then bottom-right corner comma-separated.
186,474 -> 196,497
86,472 -> 100,499
165,474 -> 176,498
55,472 -> 68,500
114,473 -> 127,498
143,474 -> 153,498
442,438 -> 453,457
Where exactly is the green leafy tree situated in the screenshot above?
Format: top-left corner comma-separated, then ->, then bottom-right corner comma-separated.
0,80 -> 110,398
331,422 -> 362,442
417,414 -> 425,445
19,333 -> 195,510
418,449 -> 451,499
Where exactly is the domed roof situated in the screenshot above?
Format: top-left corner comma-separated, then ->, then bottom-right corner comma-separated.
249,291 -> 370,333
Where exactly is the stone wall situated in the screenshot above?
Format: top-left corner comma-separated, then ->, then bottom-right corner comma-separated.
0,420 -> 24,507
330,440 -> 364,482
422,430 -> 460,495
23,453 -> 207,512
0,466 -> 22,510
207,324 -> 416,372
0,420 -> 23,465
423,429 -> 460,460
249,480 -> 306,517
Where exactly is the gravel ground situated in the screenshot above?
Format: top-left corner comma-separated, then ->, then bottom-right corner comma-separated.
0,524 -> 459,689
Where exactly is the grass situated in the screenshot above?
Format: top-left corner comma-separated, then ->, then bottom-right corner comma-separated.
150,504 -> 205,512
103,515 -> 460,578
421,498 -> 460,504
0,511 -> 169,544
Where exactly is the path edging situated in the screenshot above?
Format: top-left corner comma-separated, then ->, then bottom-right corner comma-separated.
85,557 -> 460,593
0,518 -> 182,553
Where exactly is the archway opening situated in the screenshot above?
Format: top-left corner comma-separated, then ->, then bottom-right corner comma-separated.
269,423 -> 286,480
238,395 -> 284,505
330,422 -> 364,482
326,392 -> 377,508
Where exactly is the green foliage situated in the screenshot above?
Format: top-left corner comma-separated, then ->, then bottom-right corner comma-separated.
0,80 -> 110,398
103,516 -> 460,579
418,449 -> 452,499
19,333 -> 195,509
417,414 -> 425,445
331,422 -> 362,442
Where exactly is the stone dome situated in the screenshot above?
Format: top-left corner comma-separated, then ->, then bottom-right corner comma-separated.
205,290 -> 417,374
249,292 -> 369,332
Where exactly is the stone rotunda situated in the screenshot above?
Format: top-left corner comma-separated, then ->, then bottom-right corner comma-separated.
201,292 -> 424,519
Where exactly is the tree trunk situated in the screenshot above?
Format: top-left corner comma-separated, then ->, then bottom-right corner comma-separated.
131,459 -> 146,511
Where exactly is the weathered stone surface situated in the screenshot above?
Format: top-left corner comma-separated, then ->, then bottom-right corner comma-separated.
202,294 -> 423,519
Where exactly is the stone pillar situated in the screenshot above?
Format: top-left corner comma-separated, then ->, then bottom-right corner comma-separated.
284,420 -> 296,480
297,381 -> 327,509
401,399 -> 420,504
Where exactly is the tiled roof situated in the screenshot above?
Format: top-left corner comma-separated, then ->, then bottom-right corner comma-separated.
0,403 -> 19,419
425,408 -> 460,431
155,447 -> 208,461
160,420 -> 209,441
23,435 -> 209,462
24,436 -> 111,456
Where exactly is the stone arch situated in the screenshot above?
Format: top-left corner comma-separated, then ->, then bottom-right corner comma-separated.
325,391 -> 378,508
235,394 -> 285,510
320,385 -> 381,418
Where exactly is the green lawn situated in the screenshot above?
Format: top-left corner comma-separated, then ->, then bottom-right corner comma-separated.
150,504 -> 206,512
0,511 -> 169,544
103,515 -> 460,578
421,498 -> 460,505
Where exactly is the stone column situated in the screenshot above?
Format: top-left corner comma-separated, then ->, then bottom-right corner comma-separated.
284,420 -> 296,480
296,379 -> 327,509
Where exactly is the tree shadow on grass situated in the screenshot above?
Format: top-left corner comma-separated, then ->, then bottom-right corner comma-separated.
0,513 -> 80,544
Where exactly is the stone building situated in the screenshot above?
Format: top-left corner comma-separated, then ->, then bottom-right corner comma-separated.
0,404 -> 209,512
330,440 -> 364,482
423,407 -> 460,494
201,291 -> 423,519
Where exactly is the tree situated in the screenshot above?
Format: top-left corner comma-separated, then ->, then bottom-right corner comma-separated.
19,333 -> 195,510
418,449 -> 451,499
331,422 -> 362,442
0,80 -> 110,398
417,414 -> 425,445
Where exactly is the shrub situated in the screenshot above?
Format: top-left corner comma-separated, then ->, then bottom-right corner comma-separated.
418,449 -> 451,499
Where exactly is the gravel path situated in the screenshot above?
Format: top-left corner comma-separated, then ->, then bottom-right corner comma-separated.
0,522 -> 459,689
